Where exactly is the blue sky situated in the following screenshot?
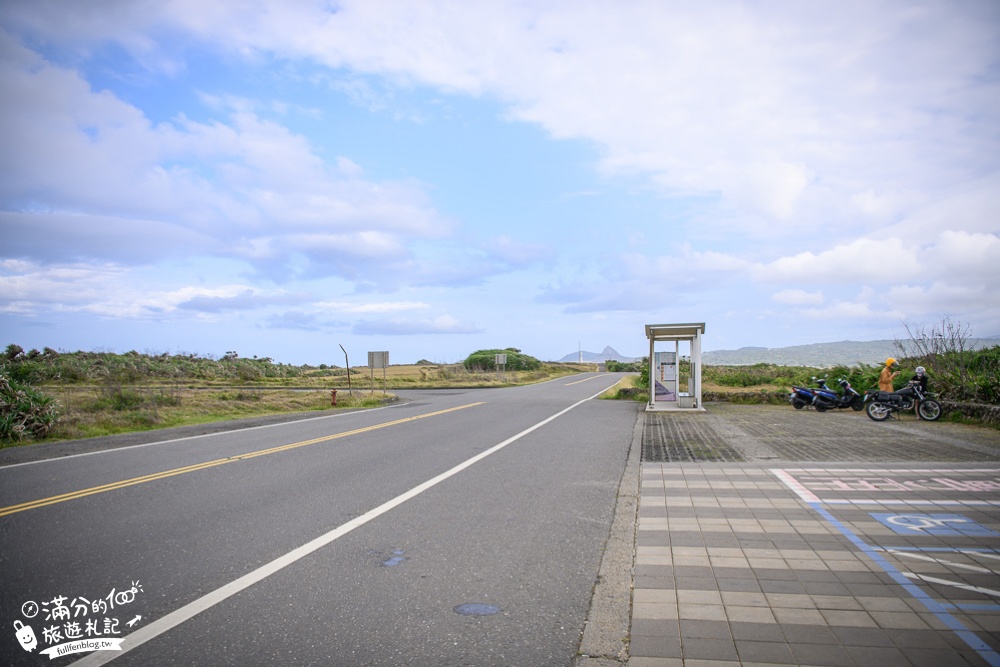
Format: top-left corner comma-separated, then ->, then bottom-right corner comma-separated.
2,1 -> 999,365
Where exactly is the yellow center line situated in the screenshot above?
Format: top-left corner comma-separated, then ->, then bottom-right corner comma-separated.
0,402 -> 484,518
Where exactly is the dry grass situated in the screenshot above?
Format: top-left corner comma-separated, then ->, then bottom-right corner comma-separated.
314,362 -> 595,389
28,385 -> 392,444
20,362 -> 593,445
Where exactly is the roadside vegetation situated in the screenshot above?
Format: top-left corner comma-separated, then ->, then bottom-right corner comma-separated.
3,322 -> 996,446
0,345 -> 590,446
605,320 -> 998,427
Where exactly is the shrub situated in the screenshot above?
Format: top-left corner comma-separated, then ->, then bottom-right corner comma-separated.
606,360 -> 643,373
0,371 -> 59,443
463,348 -> 542,371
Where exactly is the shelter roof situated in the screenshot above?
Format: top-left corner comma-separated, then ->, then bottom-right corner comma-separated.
644,323 -> 706,341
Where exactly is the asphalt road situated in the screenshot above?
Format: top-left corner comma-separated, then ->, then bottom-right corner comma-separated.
0,373 -> 638,667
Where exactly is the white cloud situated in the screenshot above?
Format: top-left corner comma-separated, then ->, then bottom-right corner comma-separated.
771,289 -> 824,306
316,301 -> 430,314
352,314 -> 482,335
0,32 -> 455,285
756,238 -> 917,283
920,230 -> 1000,287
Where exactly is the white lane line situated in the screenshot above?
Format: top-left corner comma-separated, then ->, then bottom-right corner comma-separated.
902,572 -> 1000,599
71,382 -> 619,666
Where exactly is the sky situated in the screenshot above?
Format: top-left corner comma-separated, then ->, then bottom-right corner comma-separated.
2,1 -> 999,366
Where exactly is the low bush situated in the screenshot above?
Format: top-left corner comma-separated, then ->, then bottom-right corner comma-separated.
463,348 -> 542,372
0,371 -> 60,443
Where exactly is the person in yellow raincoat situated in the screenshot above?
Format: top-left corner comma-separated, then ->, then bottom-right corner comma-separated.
879,358 -> 899,392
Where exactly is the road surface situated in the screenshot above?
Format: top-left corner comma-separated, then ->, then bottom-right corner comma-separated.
1,373 -> 638,667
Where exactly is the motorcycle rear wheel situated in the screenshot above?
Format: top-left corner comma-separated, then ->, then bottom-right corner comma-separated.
850,396 -> 865,411
866,401 -> 891,421
791,398 -> 806,410
918,400 -> 942,421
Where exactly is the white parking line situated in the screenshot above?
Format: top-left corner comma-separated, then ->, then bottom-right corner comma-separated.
901,572 -> 1000,599
887,549 -> 995,573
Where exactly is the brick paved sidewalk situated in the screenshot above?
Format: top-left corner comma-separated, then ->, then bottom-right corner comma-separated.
629,404 -> 1000,667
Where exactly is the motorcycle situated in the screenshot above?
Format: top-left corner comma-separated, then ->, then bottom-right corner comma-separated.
865,380 -> 942,421
790,377 -> 862,411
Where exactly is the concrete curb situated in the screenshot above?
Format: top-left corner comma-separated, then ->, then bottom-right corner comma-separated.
575,408 -> 643,665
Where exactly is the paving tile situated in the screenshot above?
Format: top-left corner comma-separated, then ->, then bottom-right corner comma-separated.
801,580 -> 851,595
869,610 -> 933,630
733,639 -> 796,664
681,638 -> 739,661
764,593 -> 816,608
900,646 -> 982,667
634,574 -> 676,589
679,619 -> 732,640
720,591 -> 769,607
779,623 -> 840,645
635,564 -> 674,577
634,588 -> 678,605
820,609 -> 879,628
677,604 -> 728,622
831,625 -> 894,647
715,574 -> 763,591
626,658 -> 684,667
632,618 -> 680,638
730,621 -> 785,642
811,594 -> 863,611
633,602 -> 679,620
758,578 -> 807,594
677,589 -> 723,605
844,644 -> 911,667
788,641 -> 855,666
672,576 -> 719,591
772,607 -> 826,625
630,634 -> 683,659
883,628 -> 952,649
725,605 -> 776,624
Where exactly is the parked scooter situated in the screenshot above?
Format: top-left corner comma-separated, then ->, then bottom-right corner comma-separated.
790,377 -> 861,411
789,378 -> 827,409
813,377 -> 865,412
865,380 -> 942,421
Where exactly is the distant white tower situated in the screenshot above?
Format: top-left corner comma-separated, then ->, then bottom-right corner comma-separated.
578,341 -> 582,363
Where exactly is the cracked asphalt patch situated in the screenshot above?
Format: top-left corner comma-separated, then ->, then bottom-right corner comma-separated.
643,403 -> 1000,463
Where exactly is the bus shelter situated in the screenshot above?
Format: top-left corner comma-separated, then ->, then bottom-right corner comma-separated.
645,322 -> 706,412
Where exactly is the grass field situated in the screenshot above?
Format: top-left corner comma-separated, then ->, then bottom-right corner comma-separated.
22,362 -> 599,444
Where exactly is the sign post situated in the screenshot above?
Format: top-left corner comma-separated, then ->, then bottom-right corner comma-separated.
495,353 -> 507,381
368,351 -> 389,393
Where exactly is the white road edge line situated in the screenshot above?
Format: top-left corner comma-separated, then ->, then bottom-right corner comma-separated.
71,382 -> 619,666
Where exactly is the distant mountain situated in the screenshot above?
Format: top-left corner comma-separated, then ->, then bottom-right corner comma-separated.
703,337 -> 1000,367
557,337 -> 999,367
558,345 -> 639,363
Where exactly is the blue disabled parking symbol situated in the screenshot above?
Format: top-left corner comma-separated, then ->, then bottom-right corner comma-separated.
871,513 -> 1000,537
